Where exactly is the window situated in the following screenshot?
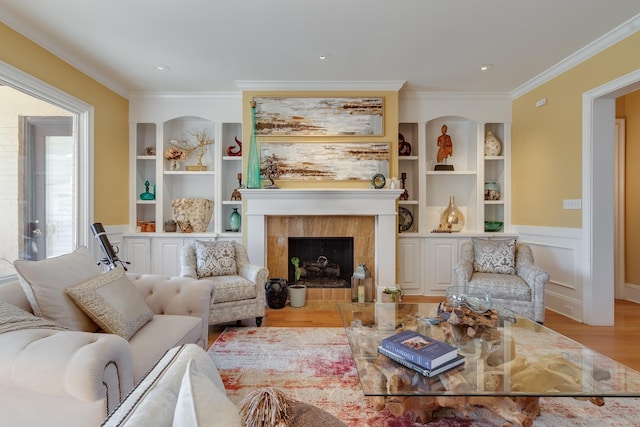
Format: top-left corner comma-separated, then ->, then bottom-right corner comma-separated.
0,62 -> 93,282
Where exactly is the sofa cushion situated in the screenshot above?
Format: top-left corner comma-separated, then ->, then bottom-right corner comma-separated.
469,273 -> 531,301
128,315 -> 202,382
173,358 -> 242,427
0,300 -> 69,334
472,238 -> 517,275
14,246 -> 102,331
65,267 -> 154,340
194,240 -> 237,278
208,275 -> 257,304
102,344 -> 237,427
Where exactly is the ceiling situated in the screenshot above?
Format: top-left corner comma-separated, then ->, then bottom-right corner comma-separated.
2,0 -> 639,98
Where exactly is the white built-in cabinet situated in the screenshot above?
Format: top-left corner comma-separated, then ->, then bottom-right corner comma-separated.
397,110 -> 514,296
124,94 -> 243,274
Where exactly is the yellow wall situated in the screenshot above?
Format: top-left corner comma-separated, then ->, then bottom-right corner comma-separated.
620,90 -> 640,284
0,23 -> 129,226
241,91 -> 399,188
512,31 -> 640,228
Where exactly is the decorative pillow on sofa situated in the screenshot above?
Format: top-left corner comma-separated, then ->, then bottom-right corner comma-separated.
194,240 -> 237,278
472,238 -> 517,275
14,246 -> 102,331
65,266 -> 153,340
173,358 -> 242,427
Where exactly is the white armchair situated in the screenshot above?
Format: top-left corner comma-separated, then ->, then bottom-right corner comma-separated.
180,240 -> 269,326
454,239 -> 549,323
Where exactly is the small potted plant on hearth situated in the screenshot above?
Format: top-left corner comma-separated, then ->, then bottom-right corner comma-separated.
289,257 -> 306,307
381,286 -> 404,303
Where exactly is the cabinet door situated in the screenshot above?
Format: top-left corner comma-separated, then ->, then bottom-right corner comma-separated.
425,238 -> 459,293
151,237 -> 184,276
398,237 -> 423,294
123,237 -> 151,275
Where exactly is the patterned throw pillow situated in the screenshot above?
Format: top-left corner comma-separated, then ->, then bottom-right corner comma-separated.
194,240 -> 237,278
65,266 -> 153,340
472,238 -> 517,274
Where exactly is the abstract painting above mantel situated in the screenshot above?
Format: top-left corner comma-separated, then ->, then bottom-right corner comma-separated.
254,97 -> 383,136
260,142 -> 389,181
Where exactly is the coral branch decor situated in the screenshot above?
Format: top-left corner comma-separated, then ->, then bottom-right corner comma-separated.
169,129 -> 215,171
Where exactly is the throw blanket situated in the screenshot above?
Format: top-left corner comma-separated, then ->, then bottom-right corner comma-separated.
0,301 -> 69,334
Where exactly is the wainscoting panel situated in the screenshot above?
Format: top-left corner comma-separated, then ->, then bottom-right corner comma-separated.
513,225 -> 585,322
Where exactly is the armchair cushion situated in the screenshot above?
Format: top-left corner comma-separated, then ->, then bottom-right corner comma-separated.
13,246 -> 102,332
65,267 -> 153,340
194,240 -> 237,278
472,238 -> 516,274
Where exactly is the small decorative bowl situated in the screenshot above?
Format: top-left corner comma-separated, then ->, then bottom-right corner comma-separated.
484,221 -> 504,232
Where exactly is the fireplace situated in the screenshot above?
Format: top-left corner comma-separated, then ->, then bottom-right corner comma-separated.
241,189 -> 403,300
288,237 -> 354,288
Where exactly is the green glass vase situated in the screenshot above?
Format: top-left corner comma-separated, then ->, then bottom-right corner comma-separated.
246,101 -> 261,189
229,208 -> 241,232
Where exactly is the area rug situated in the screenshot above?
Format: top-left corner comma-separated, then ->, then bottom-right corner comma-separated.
208,327 -> 640,426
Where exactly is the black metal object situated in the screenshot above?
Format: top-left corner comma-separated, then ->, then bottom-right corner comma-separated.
265,278 -> 288,309
90,222 -> 129,271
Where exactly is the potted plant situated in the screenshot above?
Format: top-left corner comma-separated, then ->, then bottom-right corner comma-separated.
289,257 -> 306,307
382,286 -> 404,303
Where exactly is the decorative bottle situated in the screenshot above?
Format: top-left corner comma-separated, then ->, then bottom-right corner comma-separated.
246,100 -> 261,189
440,196 -> 465,232
229,208 -> 241,232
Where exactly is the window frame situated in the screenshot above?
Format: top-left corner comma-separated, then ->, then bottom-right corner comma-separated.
0,60 -> 93,282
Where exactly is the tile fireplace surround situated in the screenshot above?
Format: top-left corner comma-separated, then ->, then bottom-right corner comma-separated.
241,189 -> 403,300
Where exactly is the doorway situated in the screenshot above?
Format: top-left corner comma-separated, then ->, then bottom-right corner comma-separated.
584,69 -> 640,325
21,116 -> 74,260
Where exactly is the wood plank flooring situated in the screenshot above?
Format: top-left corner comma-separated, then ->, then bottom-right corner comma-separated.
208,297 -> 640,372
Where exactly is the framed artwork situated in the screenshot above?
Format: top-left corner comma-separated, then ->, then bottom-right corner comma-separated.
260,142 -> 389,181
254,97 -> 384,136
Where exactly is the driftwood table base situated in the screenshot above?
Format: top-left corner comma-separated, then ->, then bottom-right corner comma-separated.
374,394 -> 540,427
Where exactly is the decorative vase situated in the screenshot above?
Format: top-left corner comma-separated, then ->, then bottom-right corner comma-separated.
246,100 -> 261,189
440,195 -> 465,232
265,278 -> 288,309
229,208 -> 241,232
169,159 -> 180,171
288,284 -> 306,308
171,198 -> 213,233
484,131 -> 502,156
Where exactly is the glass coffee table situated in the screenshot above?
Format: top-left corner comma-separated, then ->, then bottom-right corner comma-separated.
338,302 -> 640,426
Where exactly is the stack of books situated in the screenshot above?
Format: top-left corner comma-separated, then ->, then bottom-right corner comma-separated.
378,330 -> 465,378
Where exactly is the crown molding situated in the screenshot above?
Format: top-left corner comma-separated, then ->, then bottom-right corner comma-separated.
512,14 -> 640,99
234,80 -> 406,91
129,91 -> 242,100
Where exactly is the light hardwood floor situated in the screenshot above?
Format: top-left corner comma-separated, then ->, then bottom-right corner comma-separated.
208,297 -> 640,371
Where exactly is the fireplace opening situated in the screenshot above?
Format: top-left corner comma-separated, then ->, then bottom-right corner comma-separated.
288,237 -> 354,288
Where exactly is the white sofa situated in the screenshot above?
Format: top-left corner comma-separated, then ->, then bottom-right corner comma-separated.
0,249 -> 215,427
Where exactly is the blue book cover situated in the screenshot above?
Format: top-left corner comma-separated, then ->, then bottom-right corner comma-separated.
380,330 -> 458,370
377,346 -> 465,378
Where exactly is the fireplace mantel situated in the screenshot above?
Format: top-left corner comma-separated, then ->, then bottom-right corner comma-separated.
241,189 -> 403,297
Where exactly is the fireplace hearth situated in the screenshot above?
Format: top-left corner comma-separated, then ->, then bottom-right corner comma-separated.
288,237 -> 354,288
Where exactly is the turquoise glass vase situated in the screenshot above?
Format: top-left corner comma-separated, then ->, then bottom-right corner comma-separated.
246,101 -> 261,189
229,208 -> 241,232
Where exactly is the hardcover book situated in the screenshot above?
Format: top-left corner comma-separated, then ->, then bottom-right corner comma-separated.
380,330 -> 458,370
377,346 -> 465,378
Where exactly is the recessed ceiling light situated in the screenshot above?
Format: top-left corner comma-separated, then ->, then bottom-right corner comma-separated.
155,65 -> 170,72
318,53 -> 330,61
480,64 -> 494,71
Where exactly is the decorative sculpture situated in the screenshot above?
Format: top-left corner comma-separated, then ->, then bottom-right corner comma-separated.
261,154 -> 282,189
227,136 -> 242,156
435,124 -> 454,171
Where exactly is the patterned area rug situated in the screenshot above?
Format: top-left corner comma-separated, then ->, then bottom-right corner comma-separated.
208,327 -> 640,427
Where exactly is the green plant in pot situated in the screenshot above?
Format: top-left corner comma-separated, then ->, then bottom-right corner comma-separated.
291,257 -> 302,282
382,286 -> 404,302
